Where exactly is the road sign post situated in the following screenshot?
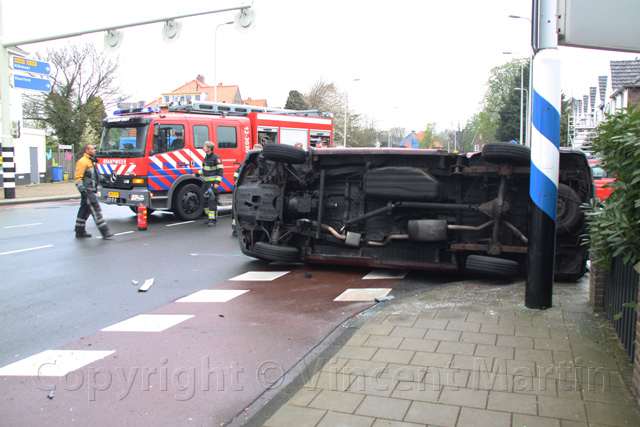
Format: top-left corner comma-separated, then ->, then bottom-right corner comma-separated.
526,0 -> 560,309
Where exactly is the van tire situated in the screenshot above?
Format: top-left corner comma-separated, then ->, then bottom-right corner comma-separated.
253,242 -> 300,262
173,183 -> 203,221
262,144 -> 307,164
556,184 -> 582,234
481,142 -> 531,165
465,255 -> 520,277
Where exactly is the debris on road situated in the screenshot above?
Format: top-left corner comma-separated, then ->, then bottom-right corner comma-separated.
138,278 -> 154,292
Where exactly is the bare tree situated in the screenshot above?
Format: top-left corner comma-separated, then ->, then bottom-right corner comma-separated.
23,43 -> 127,156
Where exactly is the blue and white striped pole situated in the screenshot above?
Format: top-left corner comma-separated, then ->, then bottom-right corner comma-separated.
526,0 -> 560,309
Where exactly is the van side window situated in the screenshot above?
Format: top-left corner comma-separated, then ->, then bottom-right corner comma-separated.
193,125 -> 209,149
217,126 -> 237,149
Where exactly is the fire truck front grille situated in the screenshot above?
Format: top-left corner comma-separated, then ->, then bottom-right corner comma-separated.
100,174 -> 134,190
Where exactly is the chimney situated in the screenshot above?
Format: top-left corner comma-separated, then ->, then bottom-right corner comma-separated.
196,75 -> 205,84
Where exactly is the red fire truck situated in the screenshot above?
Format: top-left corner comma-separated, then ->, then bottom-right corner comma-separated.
95,102 -> 333,220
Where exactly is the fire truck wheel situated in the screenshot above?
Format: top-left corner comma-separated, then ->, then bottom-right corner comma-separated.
173,183 -> 204,221
253,242 -> 300,262
261,144 -> 307,164
465,255 -> 520,277
129,206 -> 155,215
481,142 -> 531,166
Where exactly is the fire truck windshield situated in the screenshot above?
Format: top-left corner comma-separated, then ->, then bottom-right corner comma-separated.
97,125 -> 149,158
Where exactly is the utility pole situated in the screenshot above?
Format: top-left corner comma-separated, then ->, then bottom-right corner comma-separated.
525,0 -> 560,309
0,2 -> 15,198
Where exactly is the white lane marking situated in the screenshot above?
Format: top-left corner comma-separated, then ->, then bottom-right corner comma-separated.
177,289 -> 249,303
0,244 -> 53,255
334,288 -> 392,302
363,270 -> 408,280
101,314 -> 194,332
167,221 -> 195,227
229,271 -> 290,281
0,350 -> 115,377
3,223 -> 43,229
98,231 -> 134,239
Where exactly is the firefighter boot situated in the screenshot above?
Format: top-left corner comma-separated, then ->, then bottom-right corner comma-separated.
76,231 -> 92,238
207,210 -> 217,227
100,226 -> 115,240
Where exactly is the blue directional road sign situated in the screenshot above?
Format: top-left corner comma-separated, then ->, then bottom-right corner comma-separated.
10,56 -> 51,76
11,74 -> 52,93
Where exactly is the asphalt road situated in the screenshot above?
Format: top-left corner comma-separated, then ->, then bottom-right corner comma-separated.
0,201 -> 262,369
0,201 -> 432,426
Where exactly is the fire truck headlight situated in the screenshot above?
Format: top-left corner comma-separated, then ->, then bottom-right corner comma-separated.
133,178 -> 144,184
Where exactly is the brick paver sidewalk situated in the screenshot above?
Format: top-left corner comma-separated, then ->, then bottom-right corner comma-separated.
0,181 -> 78,203
263,279 -> 640,427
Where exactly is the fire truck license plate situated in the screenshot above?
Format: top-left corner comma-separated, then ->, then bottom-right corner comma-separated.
108,191 -> 119,198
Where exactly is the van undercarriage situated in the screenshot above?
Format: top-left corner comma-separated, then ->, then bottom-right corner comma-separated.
233,143 -> 593,280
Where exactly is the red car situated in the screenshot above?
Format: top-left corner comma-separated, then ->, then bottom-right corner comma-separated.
589,159 -> 615,200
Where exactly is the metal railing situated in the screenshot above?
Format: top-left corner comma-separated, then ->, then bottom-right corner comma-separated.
603,255 -> 639,360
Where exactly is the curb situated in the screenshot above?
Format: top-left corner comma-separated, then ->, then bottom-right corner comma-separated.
227,281 -> 464,427
0,195 -> 80,206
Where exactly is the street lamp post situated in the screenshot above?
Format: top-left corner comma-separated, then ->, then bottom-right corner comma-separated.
503,52 -> 528,144
508,14 -> 534,147
343,79 -> 360,148
214,21 -> 233,103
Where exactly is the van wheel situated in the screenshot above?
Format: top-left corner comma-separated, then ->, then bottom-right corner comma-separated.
556,184 -> 582,234
253,242 -> 300,262
129,206 -> 155,215
465,255 -> 520,277
173,183 -> 203,221
481,142 -> 531,165
261,144 -> 307,164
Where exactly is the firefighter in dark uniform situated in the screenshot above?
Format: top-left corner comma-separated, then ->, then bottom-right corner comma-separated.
74,144 -> 114,239
195,141 -> 223,226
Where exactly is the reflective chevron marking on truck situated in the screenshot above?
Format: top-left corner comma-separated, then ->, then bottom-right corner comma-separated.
96,163 -> 136,175
148,149 -> 201,191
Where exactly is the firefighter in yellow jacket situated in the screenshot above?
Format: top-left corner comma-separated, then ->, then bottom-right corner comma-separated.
74,144 -> 114,239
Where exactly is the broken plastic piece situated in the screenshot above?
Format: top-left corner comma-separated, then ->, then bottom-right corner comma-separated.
47,390 -> 54,399
138,278 -> 154,292
375,295 -> 395,303
132,280 -> 139,286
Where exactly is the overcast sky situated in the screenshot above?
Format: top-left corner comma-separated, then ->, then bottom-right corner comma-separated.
4,0 -> 639,134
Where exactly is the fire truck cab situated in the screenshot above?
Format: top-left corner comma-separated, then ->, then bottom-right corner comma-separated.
96,103 -> 333,220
